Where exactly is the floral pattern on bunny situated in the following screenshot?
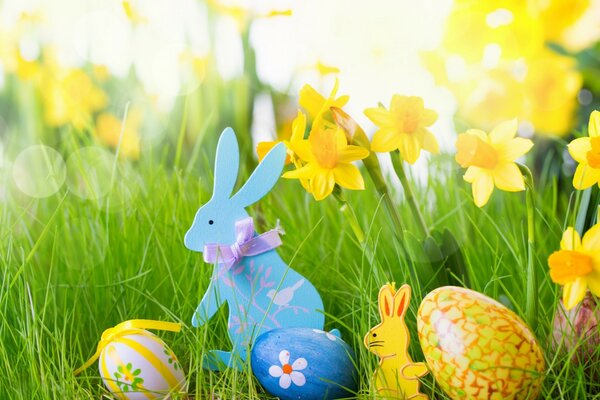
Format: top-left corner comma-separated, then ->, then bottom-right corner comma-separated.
185,128 -> 325,370
365,283 -> 429,399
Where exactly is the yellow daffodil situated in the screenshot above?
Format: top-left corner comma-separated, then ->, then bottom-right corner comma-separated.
364,95 -> 439,164
455,119 -> 533,207
206,0 -> 291,31
299,80 -> 349,123
96,108 -> 142,159
535,0 -> 590,44
548,225 -> 600,310
442,0 -> 544,63
257,110 -> 306,164
42,68 -> 107,129
524,50 -> 582,137
568,110 -> 600,190
314,61 -> 340,77
283,124 -> 369,200
122,0 -> 149,24
258,111 -> 310,191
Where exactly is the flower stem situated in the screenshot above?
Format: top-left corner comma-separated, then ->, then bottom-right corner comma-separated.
363,155 -> 405,239
332,186 -> 366,246
519,164 -> 538,328
329,107 -> 405,239
390,151 -> 430,238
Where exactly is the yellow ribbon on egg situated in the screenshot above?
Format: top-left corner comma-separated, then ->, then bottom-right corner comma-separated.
74,319 -> 182,376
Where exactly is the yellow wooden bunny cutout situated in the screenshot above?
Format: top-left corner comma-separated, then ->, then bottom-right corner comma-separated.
364,283 -> 429,399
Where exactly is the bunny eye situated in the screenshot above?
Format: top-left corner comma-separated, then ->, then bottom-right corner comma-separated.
208,220 -> 214,225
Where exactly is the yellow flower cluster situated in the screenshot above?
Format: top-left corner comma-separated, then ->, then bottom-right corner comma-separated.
545,110 -> 600,310
423,0 -> 586,137
263,81 -> 369,200
262,83 -> 445,200
0,12 -> 145,159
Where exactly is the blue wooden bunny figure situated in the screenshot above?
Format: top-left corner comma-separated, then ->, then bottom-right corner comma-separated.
185,128 -> 325,370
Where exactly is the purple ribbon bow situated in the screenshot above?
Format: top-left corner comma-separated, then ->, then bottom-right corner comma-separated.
203,217 -> 283,267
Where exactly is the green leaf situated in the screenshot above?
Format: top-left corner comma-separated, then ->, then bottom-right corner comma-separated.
403,231 -> 438,290
423,235 -> 450,287
440,229 -> 470,287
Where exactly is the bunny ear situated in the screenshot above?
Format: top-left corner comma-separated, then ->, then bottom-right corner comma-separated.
230,142 -> 286,208
394,285 -> 411,319
212,127 -> 239,201
378,284 -> 395,321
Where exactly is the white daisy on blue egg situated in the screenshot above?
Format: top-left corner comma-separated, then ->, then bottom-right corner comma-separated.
268,350 -> 307,389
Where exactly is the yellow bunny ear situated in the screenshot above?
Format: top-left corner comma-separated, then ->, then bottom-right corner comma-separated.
378,284 -> 396,321
393,284 -> 411,319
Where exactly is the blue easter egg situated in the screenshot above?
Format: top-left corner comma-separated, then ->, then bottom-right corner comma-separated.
251,328 -> 358,400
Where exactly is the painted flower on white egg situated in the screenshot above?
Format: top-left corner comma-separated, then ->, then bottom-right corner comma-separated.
163,347 -> 182,371
268,350 -> 307,389
109,347 -> 145,392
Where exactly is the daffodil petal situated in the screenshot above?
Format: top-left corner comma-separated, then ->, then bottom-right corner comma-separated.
471,171 -> 494,207
420,129 -> 439,154
562,278 -> 588,310
463,166 -> 482,183
586,271 -> 600,298
398,134 -> 421,164
334,95 -> 350,109
333,163 -> 364,190
364,107 -> 394,128
421,109 -> 438,126
310,169 -> 335,201
568,137 -> 592,163
299,84 -> 325,119
573,163 -> 600,190
588,110 -> 600,138
371,129 -> 400,153
257,141 -> 277,162
335,127 -> 347,150
289,140 -> 314,163
290,111 -> 307,142
493,162 -> 525,192
465,129 -> 489,142
582,223 -> 600,251
390,95 -> 410,113
489,119 -> 518,145
497,137 -> 533,162
337,146 -> 370,162
282,164 -> 316,179
561,227 -> 582,251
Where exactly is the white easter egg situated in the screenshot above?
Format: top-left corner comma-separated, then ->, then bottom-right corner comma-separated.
99,330 -> 186,399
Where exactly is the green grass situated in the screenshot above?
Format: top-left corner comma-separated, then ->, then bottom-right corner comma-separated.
2,130 -> 600,399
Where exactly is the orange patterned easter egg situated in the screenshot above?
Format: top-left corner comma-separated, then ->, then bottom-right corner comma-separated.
417,286 -> 545,399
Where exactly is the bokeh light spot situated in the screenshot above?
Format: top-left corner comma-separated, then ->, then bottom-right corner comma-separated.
486,8 -> 514,29
578,89 -> 593,105
12,145 -> 66,198
446,55 -> 467,82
